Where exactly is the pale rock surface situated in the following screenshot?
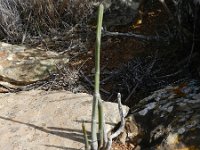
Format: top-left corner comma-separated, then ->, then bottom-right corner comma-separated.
0,90 -> 129,150
0,42 -> 69,85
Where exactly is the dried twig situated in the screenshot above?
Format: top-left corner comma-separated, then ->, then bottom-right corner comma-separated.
155,69 -> 183,79
100,71 -> 119,84
80,70 -> 110,94
102,30 -> 168,42
188,5 -> 199,64
125,52 -> 157,102
125,83 -> 140,103
159,0 -> 173,17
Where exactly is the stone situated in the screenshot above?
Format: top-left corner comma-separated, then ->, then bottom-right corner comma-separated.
0,42 -> 69,85
92,0 -> 141,27
124,80 -> 200,149
0,90 -> 129,150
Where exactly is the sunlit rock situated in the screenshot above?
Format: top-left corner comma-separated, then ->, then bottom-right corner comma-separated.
0,42 -> 69,85
0,90 -> 129,150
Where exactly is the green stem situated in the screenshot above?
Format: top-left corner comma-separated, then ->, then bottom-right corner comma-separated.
95,4 -> 104,94
91,94 -> 98,150
91,4 -> 104,150
98,98 -> 104,149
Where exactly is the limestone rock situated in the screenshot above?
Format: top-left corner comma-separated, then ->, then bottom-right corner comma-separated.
0,42 -> 69,85
0,90 -> 129,150
126,80 -> 200,149
92,0 -> 141,27
104,0 -> 140,27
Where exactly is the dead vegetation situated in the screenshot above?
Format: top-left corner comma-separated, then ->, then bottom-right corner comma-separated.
0,0 -> 199,106
0,0 -> 97,43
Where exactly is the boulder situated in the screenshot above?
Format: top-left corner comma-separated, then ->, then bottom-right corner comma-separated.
0,42 -> 69,85
92,0 -> 141,27
122,80 -> 200,149
0,90 -> 129,150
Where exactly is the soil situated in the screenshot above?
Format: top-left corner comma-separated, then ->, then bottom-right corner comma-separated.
111,141 -> 134,150
67,0 -> 193,108
17,0 -> 195,109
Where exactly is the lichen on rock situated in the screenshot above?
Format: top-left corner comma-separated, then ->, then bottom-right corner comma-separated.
124,80 -> 200,149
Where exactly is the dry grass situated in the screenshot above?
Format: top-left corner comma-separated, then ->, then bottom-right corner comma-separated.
0,0 -> 198,44
0,0 -> 97,42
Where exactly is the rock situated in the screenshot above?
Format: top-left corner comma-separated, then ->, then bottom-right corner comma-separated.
92,0 -> 141,27
194,0 -> 200,5
125,80 -> 200,149
0,90 -> 129,150
0,42 -> 69,85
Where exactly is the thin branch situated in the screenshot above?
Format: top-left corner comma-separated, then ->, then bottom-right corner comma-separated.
188,5 -> 198,64
80,70 -> 110,94
159,0 -> 173,17
106,93 -> 125,150
125,52 -> 157,102
100,71 -> 119,84
155,69 -> 183,79
102,30 -> 168,42
125,82 -> 140,103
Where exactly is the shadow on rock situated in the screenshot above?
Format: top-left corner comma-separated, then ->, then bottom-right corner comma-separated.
44,144 -> 82,150
0,116 -> 84,144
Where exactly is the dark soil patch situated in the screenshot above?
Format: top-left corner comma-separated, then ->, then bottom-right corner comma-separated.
65,1 -> 195,108
16,0 -> 199,109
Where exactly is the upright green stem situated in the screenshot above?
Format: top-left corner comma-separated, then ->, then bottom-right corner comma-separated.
91,4 -> 104,150
94,4 -> 103,94
91,93 -> 98,150
98,98 -> 105,149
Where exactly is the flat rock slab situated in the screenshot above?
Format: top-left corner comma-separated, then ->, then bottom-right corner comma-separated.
0,42 -> 69,84
0,90 -> 129,150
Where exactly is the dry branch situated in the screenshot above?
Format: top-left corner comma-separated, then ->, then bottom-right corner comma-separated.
102,30 -> 168,42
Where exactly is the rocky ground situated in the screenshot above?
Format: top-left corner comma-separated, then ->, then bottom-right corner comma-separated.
0,0 -> 200,150
124,80 -> 200,149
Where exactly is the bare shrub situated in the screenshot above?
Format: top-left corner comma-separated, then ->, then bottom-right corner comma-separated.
0,0 -> 22,39
0,0 -> 97,41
